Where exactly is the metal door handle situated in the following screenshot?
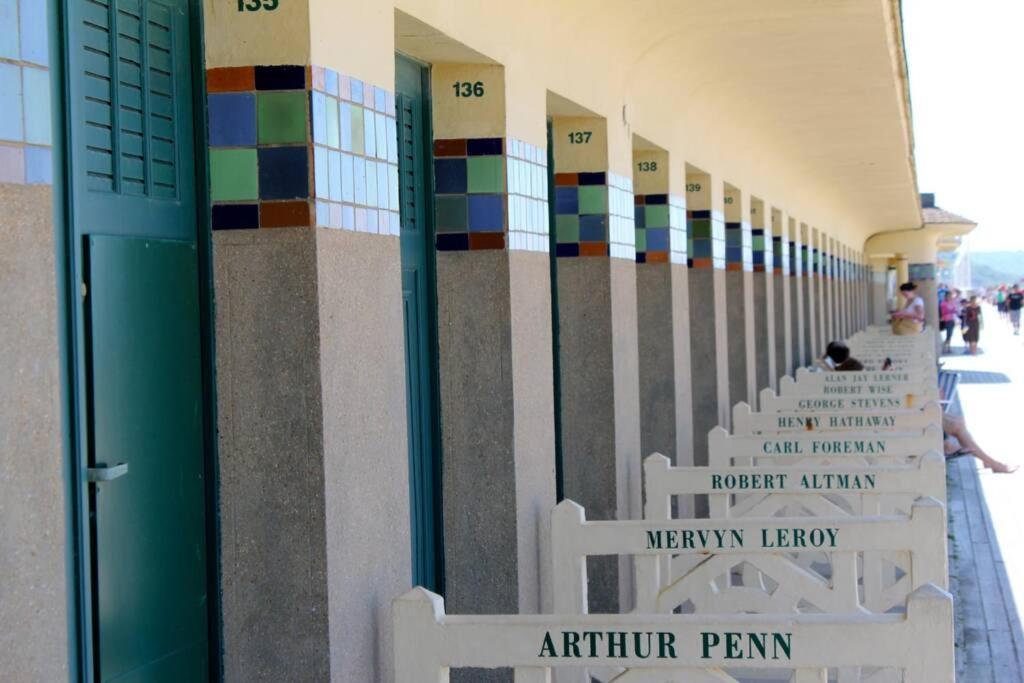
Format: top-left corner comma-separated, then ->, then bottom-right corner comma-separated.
87,462 -> 129,482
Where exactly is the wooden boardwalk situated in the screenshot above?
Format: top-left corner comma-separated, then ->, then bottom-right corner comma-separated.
947,444 -> 1024,681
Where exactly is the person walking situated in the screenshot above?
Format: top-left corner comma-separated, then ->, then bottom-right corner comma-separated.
962,295 -> 982,355
939,291 -> 960,353
1006,284 -> 1023,335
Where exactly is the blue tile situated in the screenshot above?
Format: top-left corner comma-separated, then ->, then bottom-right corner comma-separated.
555,243 -> 580,258
339,102 -> 352,152
645,194 -> 668,204
313,145 -> 328,198
578,214 -> 607,242
577,171 -> 605,186
22,66 -> 49,145
18,0 -> 47,66
209,93 -> 256,147
385,116 -> 397,163
0,0 -> 18,60
342,204 -> 354,229
24,146 -> 51,184
325,69 -> 339,96
353,156 -> 366,204
554,186 -> 578,215
434,158 -> 467,194
726,246 -> 743,262
363,107 -> 376,158
325,98 -> 339,149
328,150 -> 341,201
315,200 -> 330,227
212,203 -> 259,230
258,146 -> 308,200
350,78 -> 364,104
691,240 -> 712,258
311,91 -> 327,145
0,63 -> 22,142
634,205 -> 646,228
436,233 -> 469,251
254,65 -> 305,90
365,159 -> 377,207
375,112 -> 387,160
341,153 -> 354,202
374,86 -> 386,112
646,228 -> 669,251
467,137 -> 502,156
467,194 -> 504,231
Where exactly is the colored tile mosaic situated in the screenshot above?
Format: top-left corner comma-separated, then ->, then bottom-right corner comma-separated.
687,209 -> 725,269
507,138 -> 549,253
208,64 -> 400,234
311,65 -> 399,235
789,241 -> 800,276
552,171 -> 634,259
724,221 -> 752,271
0,1 -> 52,185
752,228 -> 773,272
434,136 -> 507,251
773,235 -> 789,276
634,193 -> 687,264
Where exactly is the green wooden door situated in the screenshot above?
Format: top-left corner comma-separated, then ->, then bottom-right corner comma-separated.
395,54 -> 444,593
65,1 -> 211,679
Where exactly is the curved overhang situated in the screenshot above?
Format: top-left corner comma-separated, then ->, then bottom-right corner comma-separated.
393,0 -> 922,245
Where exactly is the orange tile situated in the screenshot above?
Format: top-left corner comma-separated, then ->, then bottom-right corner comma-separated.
646,251 -> 669,263
691,258 -> 713,269
207,66 -> 255,93
554,173 -> 578,186
578,242 -> 607,257
634,195 -> 645,205
260,201 -> 312,228
726,263 -> 744,271
434,139 -> 467,157
468,232 -> 505,250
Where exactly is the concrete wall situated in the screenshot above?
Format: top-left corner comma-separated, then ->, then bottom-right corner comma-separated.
213,229 -> 331,681
637,263 -> 677,465
316,230 -> 412,683
0,184 -> 69,682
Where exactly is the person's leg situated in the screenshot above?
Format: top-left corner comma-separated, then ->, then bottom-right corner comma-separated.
942,414 -> 1017,473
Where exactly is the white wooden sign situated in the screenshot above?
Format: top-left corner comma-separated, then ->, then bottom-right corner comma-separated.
393,585 -> 954,682
759,388 -> 931,412
731,401 -> 941,436
550,498 -> 947,617
779,375 -> 940,401
708,425 -> 943,464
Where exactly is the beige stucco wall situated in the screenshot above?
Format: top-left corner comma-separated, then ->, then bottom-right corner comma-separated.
0,184 -> 69,682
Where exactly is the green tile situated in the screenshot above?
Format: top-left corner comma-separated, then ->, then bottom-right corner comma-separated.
752,235 -> 765,251
466,156 -> 505,194
645,204 -> 669,228
210,149 -> 258,201
690,218 -> 712,239
635,228 -> 647,252
350,105 -> 364,155
435,195 -> 467,232
577,185 -> 607,214
556,214 -> 579,243
257,91 -> 308,145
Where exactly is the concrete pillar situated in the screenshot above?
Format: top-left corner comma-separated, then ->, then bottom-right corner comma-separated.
750,197 -> 775,400
838,245 -> 849,339
789,218 -> 805,370
800,223 -> 816,364
686,167 -> 729,462
812,228 -> 827,353
429,63 -> 556,649
724,185 -> 756,410
870,258 -> 890,325
551,115 -> 640,612
633,145 -> 691,465
632,143 -> 694,513
772,208 -> 792,383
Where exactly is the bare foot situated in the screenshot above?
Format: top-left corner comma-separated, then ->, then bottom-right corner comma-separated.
990,461 -> 1019,474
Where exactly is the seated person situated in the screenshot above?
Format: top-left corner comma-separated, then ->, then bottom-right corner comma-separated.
819,340 -> 1017,473
816,341 -> 865,371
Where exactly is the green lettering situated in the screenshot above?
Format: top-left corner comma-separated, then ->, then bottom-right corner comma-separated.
773,632 -> 792,660
539,632 -> 557,658
658,632 -> 677,659
562,631 -> 581,658
701,632 -> 720,658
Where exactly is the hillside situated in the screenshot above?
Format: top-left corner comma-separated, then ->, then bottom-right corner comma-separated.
970,251 -> 1024,288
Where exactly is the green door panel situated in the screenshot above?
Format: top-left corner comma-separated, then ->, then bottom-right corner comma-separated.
396,54 -> 444,593
65,1 -> 211,678
86,235 -> 208,682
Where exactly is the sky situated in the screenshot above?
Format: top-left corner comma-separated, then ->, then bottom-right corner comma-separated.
903,0 -> 1024,252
